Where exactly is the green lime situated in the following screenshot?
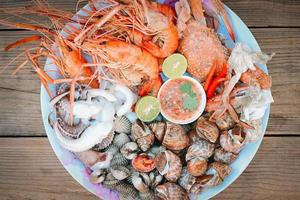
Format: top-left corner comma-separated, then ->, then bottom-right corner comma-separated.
162,53 -> 188,79
136,96 -> 160,122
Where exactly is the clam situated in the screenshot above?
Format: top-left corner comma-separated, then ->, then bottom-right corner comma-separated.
150,122 -> 189,151
120,142 -> 139,160
187,157 -> 208,177
131,120 -> 155,151
90,169 -> 106,184
209,162 -> 232,180
214,147 -> 237,164
155,150 -> 182,182
113,132 -> 131,148
155,182 -> 189,200
220,125 -> 246,154
110,165 -> 131,180
188,129 -> 202,143
111,152 -> 129,166
196,117 -> 220,143
74,150 -> 112,171
115,116 -> 132,134
215,112 -> 235,131
178,167 -> 197,192
132,154 -> 156,173
186,139 -> 215,161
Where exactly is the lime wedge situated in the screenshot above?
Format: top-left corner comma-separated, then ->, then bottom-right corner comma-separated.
162,53 -> 188,79
136,96 -> 160,122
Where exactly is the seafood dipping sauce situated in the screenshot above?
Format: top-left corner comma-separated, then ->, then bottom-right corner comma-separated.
158,76 -> 206,124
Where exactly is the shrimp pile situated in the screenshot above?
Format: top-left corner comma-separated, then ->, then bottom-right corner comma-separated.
0,0 -> 274,199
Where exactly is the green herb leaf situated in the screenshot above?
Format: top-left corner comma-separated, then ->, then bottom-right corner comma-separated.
183,96 -> 198,111
180,82 -> 196,97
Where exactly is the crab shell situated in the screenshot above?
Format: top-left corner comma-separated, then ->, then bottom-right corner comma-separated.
178,167 -> 197,192
156,182 -> 189,200
155,150 -> 182,182
214,147 -> 237,164
131,120 -> 155,152
187,157 -> 208,177
196,117 -> 220,143
150,122 -> 189,151
186,139 -> 215,161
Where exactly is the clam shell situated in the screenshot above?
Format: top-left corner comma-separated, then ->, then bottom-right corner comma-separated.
111,153 -> 129,166
149,122 -> 166,142
186,140 -> 215,161
115,116 -> 132,134
137,133 -> 155,152
113,133 -> 131,148
209,162 -> 232,180
187,157 -> 208,177
215,112 -> 235,131
178,167 -> 197,192
132,154 -> 155,173
188,129 -> 202,143
104,143 -> 119,155
203,168 -> 223,187
155,150 -> 182,182
93,130 -> 115,150
162,122 -> 189,151
155,182 -> 189,200
120,142 -> 139,160
196,117 -> 220,143
131,120 -> 153,140
214,147 -> 237,164
110,165 -> 131,180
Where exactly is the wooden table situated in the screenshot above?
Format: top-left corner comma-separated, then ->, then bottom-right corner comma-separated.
0,0 -> 299,199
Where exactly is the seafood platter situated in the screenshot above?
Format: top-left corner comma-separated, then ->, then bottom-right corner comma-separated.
1,0 -> 274,199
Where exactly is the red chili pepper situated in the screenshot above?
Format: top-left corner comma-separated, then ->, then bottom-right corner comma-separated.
218,62 -> 228,78
204,60 -> 218,92
207,77 -> 227,99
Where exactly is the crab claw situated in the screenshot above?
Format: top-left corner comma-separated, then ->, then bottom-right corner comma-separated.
202,0 -> 236,42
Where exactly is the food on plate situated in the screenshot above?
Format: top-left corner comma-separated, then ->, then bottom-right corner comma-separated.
0,0 -> 274,199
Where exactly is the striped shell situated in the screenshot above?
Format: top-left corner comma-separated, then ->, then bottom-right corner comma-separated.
115,183 -> 139,200
186,139 -> 215,161
115,116 -> 132,134
110,165 -> 131,180
139,190 -> 155,200
178,167 -> 197,192
149,122 -> 166,142
131,120 -> 155,151
214,147 -> 237,164
104,143 -> 119,155
209,162 -> 232,180
120,142 -> 139,160
196,117 -> 220,143
162,122 -> 189,151
103,172 -> 120,187
156,182 -> 189,200
111,153 -> 129,166
93,131 -> 115,150
113,133 -> 131,148
155,150 -> 182,182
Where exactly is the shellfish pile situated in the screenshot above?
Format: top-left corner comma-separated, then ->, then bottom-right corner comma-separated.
74,115 -> 259,199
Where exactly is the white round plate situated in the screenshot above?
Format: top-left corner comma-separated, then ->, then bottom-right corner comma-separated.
41,1 -> 270,199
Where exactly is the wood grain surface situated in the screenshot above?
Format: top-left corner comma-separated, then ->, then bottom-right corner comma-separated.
0,0 -> 299,199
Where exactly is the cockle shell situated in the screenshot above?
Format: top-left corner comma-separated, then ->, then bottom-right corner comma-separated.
214,147 -> 237,164
186,139 -> 215,161
104,143 -> 119,155
155,150 -> 182,182
115,116 -> 132,134
115,183 -> 139,200
110,165 -> 131,180
131,173 -> 149,193
131,120 -> 155,151
111,153 -> 129,166
187,157 -> 208,177
220,125 -> 246,154
90,169 -> 106,184
215,112 -> 235,131
103,172 -> 120,187
155,182 -> 189,200
93,130 -> 115,150
196,117 -> 220,143
74,150 -> 112,170
178,167 -> 197,192
188,129 -> 202,143
113,132 -> 131,148
120,142 -> 139,160
139,190 -> 155,200
56,116 -> 89,139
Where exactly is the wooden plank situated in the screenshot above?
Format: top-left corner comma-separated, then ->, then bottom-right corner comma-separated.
0,137 -> 299,200
0,0 -> 300,29
0,27 -> 299,136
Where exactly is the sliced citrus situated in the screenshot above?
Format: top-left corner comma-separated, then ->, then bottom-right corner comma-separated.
162,53 -> 188,79
135,96 -> 160,122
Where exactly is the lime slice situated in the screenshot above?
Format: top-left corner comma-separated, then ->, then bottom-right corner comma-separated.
162,53 -> 188,79
136,96 -> 160,122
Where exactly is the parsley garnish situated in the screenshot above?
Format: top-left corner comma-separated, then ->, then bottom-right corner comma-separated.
180,82 -> 198,111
